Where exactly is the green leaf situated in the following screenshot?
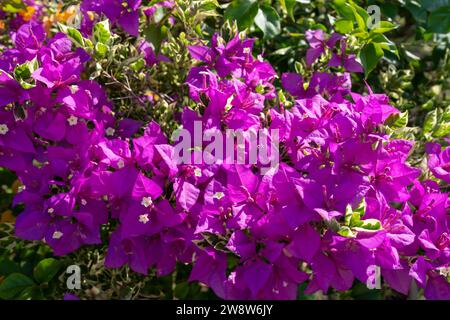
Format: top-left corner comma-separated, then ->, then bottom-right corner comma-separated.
0,258 -> 21,277
143,23 -> 167,54
333,0 -> 354,20
433,122 -> 450,138
370,21 -> 398,34
14,61 -> 34,81
351,282 -> 382,300
1,0 -> 25,13
130,58 -> 146,72
294,61 -> 303,74
370,33 -> 398,57
428,6 -> 450,34
356,219 -> 382,231
174,282 -> 190,299
280,0 -> 296,20
16,286 -> 44,300
325,218 -> 342,233
421,99 -> 434,110
333,1 -> 369,32
352,12 -> 366,32
345,198 -> 366,227
354,198 -> 366,216
387,110 -> 409,129
311,23 -> 327,32
344,198 -> 367,230
334,19 -> 354,34
13,58 -> 38,89
85,38 -> 94,50
93,20 -> 111,44
68,29 -> 85,47
423,108 -> 439,134
59,24 -> 85,48
380,3 -> 399,19
346,211 -> 361,228
278,89 -> 287,104
352,2 -> 370,30
405,0 -> 427,24
270,46 -> 292,55
199,0 -> 219,11
338,226 -> 357,238
254,5 -> 281,38
119,286 -> 135,299
391,126 -> 421,140
443,105 -> 450,121
345,204 -> 356,224
33,258 -> 61,284
224,0 -> 259,30
95,42 -> 109,58
359,42 -> 384,77
0,273 -> 34,299
422,0 -> 450,11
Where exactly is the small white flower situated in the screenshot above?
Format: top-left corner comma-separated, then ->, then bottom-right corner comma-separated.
213,192 -> 225,200
141,196 -> 153,208
139,214 -> 150,224
81,199 -> 87,206
52,231 -> 63,239
194,168 -> 202,177
70,85 -> 79,94
106,127 -> 115,136
67,115 -> 78,126
440,267 -> 450,277
0,124 -> 9,135
117,159 -> 125,169
48,208 -> 54,214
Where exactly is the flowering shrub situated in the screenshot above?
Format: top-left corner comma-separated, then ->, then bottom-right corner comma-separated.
0,0 -> 448,300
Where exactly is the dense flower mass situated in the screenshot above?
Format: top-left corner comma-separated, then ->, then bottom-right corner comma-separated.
0,1 -> 448,300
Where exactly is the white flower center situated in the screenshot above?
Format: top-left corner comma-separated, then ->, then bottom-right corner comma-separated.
117,159 -> 125,169
139,214 -> 150,224
0,124 -> 9,135
194,168 -> 202,177
67,115 -> 78,126
52,231 -> 63,239
70,85 -> 79,94
48,208 -> 54,214
141,196 -> 153,208
105,127 -> 115,136
213,192 -> 225,200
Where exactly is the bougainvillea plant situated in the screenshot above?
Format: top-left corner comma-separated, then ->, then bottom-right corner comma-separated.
0,0 -> 448,300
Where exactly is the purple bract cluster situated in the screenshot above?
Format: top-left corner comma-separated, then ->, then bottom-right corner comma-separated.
0,9 -> 448,300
